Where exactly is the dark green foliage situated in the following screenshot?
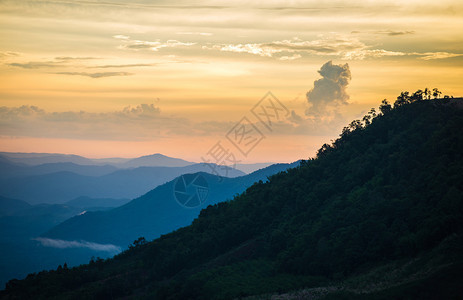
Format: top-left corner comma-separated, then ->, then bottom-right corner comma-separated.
1,95 -> 462,299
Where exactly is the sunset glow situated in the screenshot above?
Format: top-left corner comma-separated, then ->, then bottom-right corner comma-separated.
1,0 -> 462,162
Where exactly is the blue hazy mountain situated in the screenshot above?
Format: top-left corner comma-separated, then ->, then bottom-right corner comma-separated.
43,162 -> 300,247
0,196 -> 31,216
0,152 -> 95,166
0,161 -> 118,179
0,162 -> 297,288
234,162 -> 274,174
118,153 -> 194,168
0,152 -> 195,169
0,163 -> 245,204
0,201 -> 118,289
65,196 -> 131,209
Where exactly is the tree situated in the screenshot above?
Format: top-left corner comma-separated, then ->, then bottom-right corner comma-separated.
410,89 -> 424,102
432,88 -> 442,99
317,143 -> 333,157
379,99 -> 392,114
349,119 -> 363,131
362,114 -> 371,126
424,88 -> 431,100
129,237 -> 147,249
394,91 -> 410,107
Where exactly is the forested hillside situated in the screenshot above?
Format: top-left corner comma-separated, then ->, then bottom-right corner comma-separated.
2,96 -> 462,299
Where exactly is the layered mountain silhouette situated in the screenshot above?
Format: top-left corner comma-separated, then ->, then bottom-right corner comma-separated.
118,153 -> 193,168
2,98 -> 461,299
0,196 -> 131,287
43,162 -> 300,247
0,163 -> 245,204
0,161 -> 297,289
0,152 -> 96,166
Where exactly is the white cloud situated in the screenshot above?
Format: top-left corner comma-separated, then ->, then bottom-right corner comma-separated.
34,237 -> 122,253
205,36 -> 462,61
342,49 -> 407,60
205,36 -> 368,59
115,35 -> 195,51
279,54 -> 302,61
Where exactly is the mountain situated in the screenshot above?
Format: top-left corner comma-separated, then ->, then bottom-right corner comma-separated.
0,162 -> 296,290
43,161 -> 300,247
0,152 -> 196,169
0,152 -> 197,169
0,196 -> 31,216
0,152 -> 95,166
234,162 -> 274,174
2,97 -> 462,299
65,196 -> 131,209
0,161 -> 118,179
0,201 -> 117,289
119,153 -> 194,168
0,163 -> 245,204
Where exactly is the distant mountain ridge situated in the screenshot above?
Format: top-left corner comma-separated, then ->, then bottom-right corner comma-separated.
65,196 -> 131,209
119,153 -> 194,168
43,161 -> 300,246
0,163 -> 246,204
0,152 -> 95,166
0,152 -> 194,168
0,152 -> 275,174
0,161 -> 298,288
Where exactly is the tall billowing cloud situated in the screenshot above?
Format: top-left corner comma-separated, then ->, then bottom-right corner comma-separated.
306,61 -> 351,117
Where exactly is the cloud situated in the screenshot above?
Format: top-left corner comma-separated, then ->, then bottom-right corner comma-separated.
205,36 -> 368,59
8,61 -> 60,69
415,52 -> 462,60
206,43 -> 278,57
89,63 -> 155,68
34,237 -> 121,253
205,36 -> 462,61
55,71 -> 132,78
352,30 -> 415,36
342,49 -> 406,60
0,103 -> 194,140
279,54 -> 302,61
113,34 -> 130,40
306,61 -> 351,116
176,32 -> 213,36
264,37 -> 365,54
380,30 -> 415,36
8,56 -> 99,69
115,35 -> 195,51
55,56 -> 99,61
0,51 -> 20,59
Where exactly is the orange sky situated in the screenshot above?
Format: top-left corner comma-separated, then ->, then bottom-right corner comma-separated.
1,0 -> 462,163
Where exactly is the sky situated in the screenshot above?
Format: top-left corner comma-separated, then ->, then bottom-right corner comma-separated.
1,0 -> 462,163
